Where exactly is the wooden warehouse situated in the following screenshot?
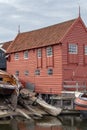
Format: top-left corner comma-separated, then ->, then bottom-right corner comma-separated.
6,16 -> 87,95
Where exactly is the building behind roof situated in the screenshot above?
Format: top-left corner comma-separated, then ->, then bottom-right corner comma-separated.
0,41 -> 12,70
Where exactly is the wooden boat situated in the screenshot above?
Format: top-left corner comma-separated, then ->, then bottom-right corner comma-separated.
0,70 -> 22,95
74,93 -> 87,118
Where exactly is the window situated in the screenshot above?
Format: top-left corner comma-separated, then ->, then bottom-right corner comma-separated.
24,51 -> 28,59
15,71 -> 19,76
24,70 -> 29,76
35,69 -> 40,75
14,53 -> 19,60
84,45 -> 87,55
68,44 -> 78,54
37,49 -> 41,58
46,47 -> 52,56
47,68 -> 53,75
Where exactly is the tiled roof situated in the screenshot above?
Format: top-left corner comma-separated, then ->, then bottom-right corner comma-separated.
2,41 -> 12,51
7,18 -> 77,53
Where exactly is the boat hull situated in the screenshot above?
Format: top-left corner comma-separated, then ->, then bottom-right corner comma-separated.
0,84 -> 16,95
0,87 -> 15,95
74,93 -> 87,119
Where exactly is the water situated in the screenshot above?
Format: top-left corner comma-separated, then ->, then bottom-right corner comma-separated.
0,115 -> 87,130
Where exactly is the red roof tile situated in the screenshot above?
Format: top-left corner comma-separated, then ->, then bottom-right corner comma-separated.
2,41 -> 12,51
7,18 -> 77,53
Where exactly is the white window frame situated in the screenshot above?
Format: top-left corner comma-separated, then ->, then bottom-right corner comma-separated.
37,49 -> 41,58
24,50 -> 28,59
68,44 -> 78,54
14,53 -> 19,60
84,45 -> 87,55
46,46 -> 52,57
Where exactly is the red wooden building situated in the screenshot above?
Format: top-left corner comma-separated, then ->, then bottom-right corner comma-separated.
6,16 -> 87,95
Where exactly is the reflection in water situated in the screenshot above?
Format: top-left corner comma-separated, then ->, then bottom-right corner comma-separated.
0,115 -> 87,130
35,116 -> 62,127
0,119 -> 11,130
77,119 -> 87,130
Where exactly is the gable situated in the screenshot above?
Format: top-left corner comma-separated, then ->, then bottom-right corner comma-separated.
61,17 -> 87,43
62,17 -> 87,65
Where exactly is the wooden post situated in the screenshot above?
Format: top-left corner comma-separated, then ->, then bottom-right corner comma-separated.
60,99 -> 63,108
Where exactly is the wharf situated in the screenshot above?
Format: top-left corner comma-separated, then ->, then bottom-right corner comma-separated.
49,92 -> 81,116
61,109 -> 80,115
50,92 -> 75,110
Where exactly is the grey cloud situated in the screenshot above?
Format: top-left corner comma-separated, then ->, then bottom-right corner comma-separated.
0,0 -> 87,42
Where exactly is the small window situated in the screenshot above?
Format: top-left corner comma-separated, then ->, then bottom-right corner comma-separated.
35,69 -> 40,75
47,68 -> 53,75
24,51 -> 28,59
24,70 -> 29,76
68,44 -> 77,54
15,71 -> 19,76
37,49 -> 41,58
84,45 -> 87,55
46,47 -> 52,56
14,53 -> 19,60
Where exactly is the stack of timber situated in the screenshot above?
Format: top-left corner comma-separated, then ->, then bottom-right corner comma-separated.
19,88 -> 62,117
0,70 -> 62,119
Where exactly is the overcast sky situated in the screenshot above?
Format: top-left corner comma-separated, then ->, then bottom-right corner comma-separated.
0,0 -> 87,42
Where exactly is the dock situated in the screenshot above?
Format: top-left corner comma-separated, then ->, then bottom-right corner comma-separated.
61,109 -> 80,115
50,92 -> 75,109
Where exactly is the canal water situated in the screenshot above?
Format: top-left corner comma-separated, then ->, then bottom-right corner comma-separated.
0,115 -> 86,130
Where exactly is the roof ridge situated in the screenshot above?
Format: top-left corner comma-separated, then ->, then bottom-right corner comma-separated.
19,18 -> 77,35
6,17 -> 78,53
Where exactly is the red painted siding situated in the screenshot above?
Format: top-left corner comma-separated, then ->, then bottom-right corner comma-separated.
62,19 -> 87,90
7,44 -> 63,94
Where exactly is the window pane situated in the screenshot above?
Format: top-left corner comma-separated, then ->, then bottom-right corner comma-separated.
85,45 -> 87,55
15,71 -> 19,76
37,49 -> 41,58
14,53 -> 19,60
69,44 -> 77,54
35,69 -> 40,75
24,51 -> 28,59
47,68 -> 53,75
47,47 -> 52,56
24,70 -> 29,76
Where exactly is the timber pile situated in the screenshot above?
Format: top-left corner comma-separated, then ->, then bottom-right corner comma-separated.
19,88 -> 62,116
0,88 -> 62,120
